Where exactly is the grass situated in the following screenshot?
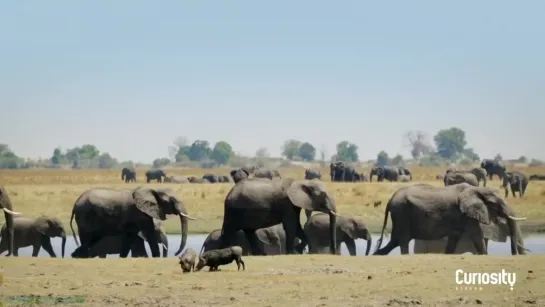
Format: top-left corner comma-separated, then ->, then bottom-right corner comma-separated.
1,166 -> 545,235
1,255 -> 544,306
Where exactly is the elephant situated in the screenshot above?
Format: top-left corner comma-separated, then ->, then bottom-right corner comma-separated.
446,167 -> 487,187
230,168 -> 250,183
121,167 -> 136,183
502,171 -> 529,198
165,176 -> 190,183
0,185 -> 23,256
529,174 -> 545,181
353,172 -> 368,182
0,216 -> 66,257
303,213 -> 372,256
373,182 -> 527,255
69,187 -> 195,258
145,169 -> 167,183
398,175 -> 411,182
398,167 -> 412,180
444,172 -> 479,187
480,159 -> 506,180
218,175 -> 232,183
219,178 -> 339,255
330,162 -> 358,182
200,224 -> 302,256
304,169 -> 322,180
253,168 -> 281,180
202,174 -> 220,183
189,177 -> 209,184
369,166 -> 399,182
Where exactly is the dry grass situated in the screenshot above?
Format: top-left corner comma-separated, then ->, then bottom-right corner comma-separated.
1,255 -> 544,306
1,166 -> 545,235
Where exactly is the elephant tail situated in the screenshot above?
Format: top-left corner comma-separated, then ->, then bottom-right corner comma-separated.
200,232 -> 214,255
69,203 -> 80,247
373,198 -> 392,254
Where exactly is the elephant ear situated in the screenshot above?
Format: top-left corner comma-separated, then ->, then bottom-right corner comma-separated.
133,188 -> 167,221
457,189 -> 490,225
256,228 -> 278,246
339,219 -> 358,240
286,180 -> 316,211
35,216 -> 51,236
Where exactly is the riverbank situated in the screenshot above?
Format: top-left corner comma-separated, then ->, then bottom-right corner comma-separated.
1,255 -> 543,306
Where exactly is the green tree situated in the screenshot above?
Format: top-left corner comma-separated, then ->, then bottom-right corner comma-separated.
376,150 -> 389,166
188,140 -> 211,161
336,141 -> 359,162
298,142 -> 316,161
390,154 -> 404,166
78,144 -> 100,160
211,141 -> 234,165
281,139 -> 302,160
97,153 -> 118,169
170,137 -> 191,162
0,144 -> 23,169
433,127 -> 467,159
463,148 -> 480,162
153,157 -> 171,168
494,153 -> 503,161
51,148 -> 64,166
517,156 -> 528,163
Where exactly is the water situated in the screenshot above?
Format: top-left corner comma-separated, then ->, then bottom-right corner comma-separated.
8,234 -> 545,258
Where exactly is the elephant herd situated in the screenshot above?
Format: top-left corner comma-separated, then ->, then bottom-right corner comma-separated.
327,162 -> 412,183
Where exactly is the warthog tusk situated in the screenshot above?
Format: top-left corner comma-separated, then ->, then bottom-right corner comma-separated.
2,208 -> 22,216
508,215 -> 527,221
179,212 -> 196,220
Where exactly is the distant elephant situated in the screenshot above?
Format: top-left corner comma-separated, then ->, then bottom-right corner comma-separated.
202,174 -> 220,183
165,176 -> 190,183
0,216 -> 66,257
121,167 -> 136,183
253,168 -> 281,180
373,183 -> 527,255
303,213 -> 372,256
354,173 -> 368,182
304,168 -> 321,180
398,175 -> 411,182
200,224 -> 301,256
0,185 -> 23,256
529,174 -> 545,181
330,162 -> 358,182
444,172 -> 478,187
145,169 -> 167,183
218,175 -> 232,183
398,167 -> 412,180
189,177 -> 209,183
446,167 -> 487,187
369,166 -> 399,182
230,168 -> 250,183
69,187 -> 195,258
502,171 -> 529,198
220,178 -> 339,255
480,159 -> 506,180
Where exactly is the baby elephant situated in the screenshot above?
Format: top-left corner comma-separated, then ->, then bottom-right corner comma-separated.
178,248 -> 197,273
196,246 -> 245,272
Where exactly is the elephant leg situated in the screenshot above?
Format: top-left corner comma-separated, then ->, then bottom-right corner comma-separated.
131,238 -> 148,258
40,236 -> 57,258
282,212 -> 300,254
120,231 -> 138,258
31,243 -> 41,257
444,235 -> 462,254
141,229 -> 160,258
345,239 -> 357,256
99,254 -> 106,258
243,229 -> 264,255
0,244 -> 6,256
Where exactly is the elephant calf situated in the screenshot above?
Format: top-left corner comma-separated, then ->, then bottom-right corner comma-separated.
0,216 -> 67,258
179,248 -> 197,273
196,246 -> 246,272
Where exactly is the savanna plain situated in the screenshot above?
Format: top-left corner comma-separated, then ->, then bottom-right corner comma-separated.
1,166 -> 545,306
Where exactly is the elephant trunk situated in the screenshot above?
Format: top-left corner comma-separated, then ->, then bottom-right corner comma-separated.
175,214 -> 188,256
61,232 -> 67,258
364,232 -> 372,256
328,213 -> 337,255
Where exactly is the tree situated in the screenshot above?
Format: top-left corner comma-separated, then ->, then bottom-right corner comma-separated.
376,150 -> 389,166
298,142 -> 316,161
255,147 -> 270,158
517,156 -> 528,163
97,153 -> 117,169
463,148 -> 480,162
188,140 -> 211,161
153,157 -> 171,168
433,127 -> 467,160
403,130 -> 433,159
51,148 -> 63,166
390,154 -> 404,166
281,140 -> 302,160
0,144 -> 23,169
320,145 -> 327,162
494,153 -> 503,162
336,141 -> 359,162
169,137 -> 191,162
211,141 -> 233,165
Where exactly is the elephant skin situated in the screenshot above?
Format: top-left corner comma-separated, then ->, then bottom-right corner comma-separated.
145,169 -> 167,183
353,173 -> 368,182
230,169 -> 249,183
121,167 -> 136,183
217,175 -> 232,183
188,177 -> 209,184
0,185 -> 23,256
253,168 -> 281,180
196,246 -> 245,272
165,176 -> 190,183
69,187 -> 195,258
529,174 -> 545,181
179,248 -> 197,273
398,167 -> 412,180
330,162 -> 358,182
220,178 -> 339,255
202,174 -> 221,183
373,183 -> 527,255
304,169 -> 321,180
446,167 -> 487,187
502,171 -> 529,198
369,166 -> 399,182
481,159 -> 506,180
0,216 -> 66,257
397,175 -> 411,182
444,172 -> 479,187
303,213 -> 372,256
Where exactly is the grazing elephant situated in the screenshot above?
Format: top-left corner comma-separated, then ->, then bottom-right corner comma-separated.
0,216 -> 66,257
145,169 -> 167,183
165,176 -> 190,183
303,213 -> 372,256
230,168 -> 250,183
373,183 -> 527,255
398,167 -> 412,180
330,162 -> 358,182
529,174 -> 545,181
480,159 -> 506,180
304,168 -> 322,180
121,167 -> 136,183
69,187 -> 195,258
189,177 -> 209,183
220,178 -> 339,255
0,185 -> 23,256
253,168 -> 281,180
502,171 -> 529,198
202,174 -> 220,183
369,166 -> 399,182
444,172 -> 479,187
398,175 -> 411,182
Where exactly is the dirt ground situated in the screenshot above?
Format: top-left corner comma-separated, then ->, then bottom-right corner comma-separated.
1,255 -> 543,306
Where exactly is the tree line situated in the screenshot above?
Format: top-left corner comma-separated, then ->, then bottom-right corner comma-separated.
0,127 -> 543,169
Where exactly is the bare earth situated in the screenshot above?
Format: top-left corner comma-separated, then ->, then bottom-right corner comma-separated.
1,255 -> 544,306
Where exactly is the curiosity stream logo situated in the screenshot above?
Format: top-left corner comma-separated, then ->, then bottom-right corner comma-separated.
455,269 -> 516,291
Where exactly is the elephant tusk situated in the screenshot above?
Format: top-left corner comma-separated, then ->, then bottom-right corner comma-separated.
137,232 -> 146,241
179,212 -> 197,220
2,208 -> 22,216
508,215 -> 527,221
330,210 -> 341,217
518,242 -> 531,252
161,243 -> 167,251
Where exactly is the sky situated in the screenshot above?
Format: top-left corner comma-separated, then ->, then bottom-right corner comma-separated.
1,0 -> 544,163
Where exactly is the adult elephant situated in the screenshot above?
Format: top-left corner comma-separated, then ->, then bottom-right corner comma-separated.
444,172 -> 479,187
202,174 -> 220,183
304,168 -> 321,180
502,171 -> 529,198
303,213 -> 372,256
369,166 -> 399,182
253,168 -> 281,180
121,167 -> 136,183
398,167 -> 412,180
0,185 -> 23,256
330,162 -> 358,182
0,216 -> 66,257
529,174 -> 545,181
230,168 -> 250,183
145,169 -> 167,183
220,178 -> 339,255
373,183 -> 527,255
446,168 -> 487,187
189,177 -> 209,184
165,176 -> 190,183
218,175 -> 232,183
481,159 -> 506,180
69,187 -> 195,258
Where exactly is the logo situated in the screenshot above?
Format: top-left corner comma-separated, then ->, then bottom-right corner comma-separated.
455,269 -> 516,291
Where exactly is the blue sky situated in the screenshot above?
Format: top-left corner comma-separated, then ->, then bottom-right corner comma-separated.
1,0 -> 544,163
